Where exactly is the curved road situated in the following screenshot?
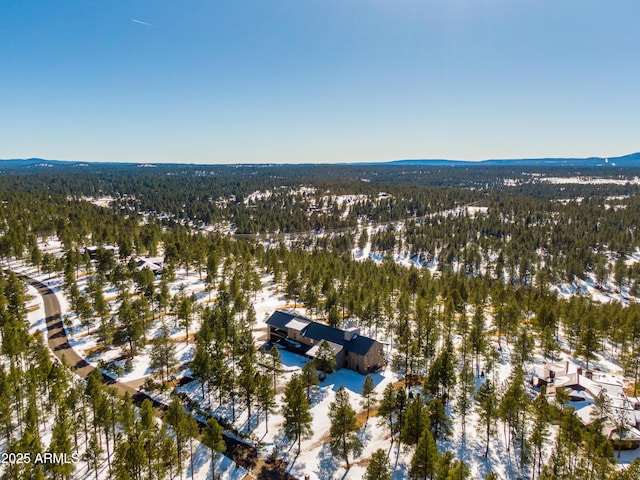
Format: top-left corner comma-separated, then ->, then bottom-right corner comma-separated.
18,273 -> 156,404
18,272 -> 292,479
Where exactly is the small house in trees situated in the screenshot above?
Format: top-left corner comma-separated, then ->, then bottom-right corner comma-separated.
135,256 -> 164,274
266,310 -> 385,374
83,245 -> 117,259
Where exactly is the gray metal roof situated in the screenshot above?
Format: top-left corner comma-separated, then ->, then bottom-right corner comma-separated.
307,340 -> 343,358
285,318 -> 311,331
266,310 -> 310,330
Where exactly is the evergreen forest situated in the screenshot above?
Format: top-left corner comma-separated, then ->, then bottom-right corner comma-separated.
1,161 -> 640,479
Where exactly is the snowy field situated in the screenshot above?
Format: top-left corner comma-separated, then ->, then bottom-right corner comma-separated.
6,245 -> 248,480
539,176 -> 640,185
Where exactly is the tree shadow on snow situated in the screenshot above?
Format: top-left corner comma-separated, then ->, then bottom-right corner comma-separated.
358,422 -> 373,446
189,443 -> 210,474
272,429 -> 296,460
320,369 -> 385,394
315,443 -> 340,480
308,385 -> 330,407
389,442 -> 409,480
239,411 -> 261,436
286,452 -> 308,479
465,426 -> 521,480
178,349 -> 193,363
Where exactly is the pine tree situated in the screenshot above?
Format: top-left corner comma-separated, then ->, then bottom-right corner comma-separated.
424,336 -> 456,406
300,361 -> 319,400
360,373 -> 377,423
178,296 -> 193,344
499,367 -> 529,464
83,431 -> 104,480
455,362 -> 475,437
48,407 -> 75,480
119,392 -> 137,436
314,340 -> 336,374
191,341 -> 213,398
589,389 -> 611,430
282,375 -> 313,454
400,396 -> 429,446
19,393 -> 44,480
256,373 -> 276,432
41,252 -> 56,279
469,305 -> 486,375
328,305 -> 341,328
112,429 -> 144,480
156,278 -> 171,316
576,311 -> 600,371
329,386 -> 363,468
184,415 -> 199,480
529,385 -> 550,480
395,387 -> 408,442
436,450 -> 456,480
138,399 -> 157,479
475,379 -> 498,457
428,398 -> 452,441
583,426 -> 615,479
268,345 -> 284,391
164,397 -> 190,480
238,353 -> 258,430
621,308 -> 640,396
365,449 -> 391,480
30,245 -> 42,272
155,424 -> 177,480
114,293 -> 144,355
378,384 -> 397,441
511,325 -> 534,367
540,325 -> 559,360
409,428 -> 439,480
92,273 -> 111,340
203,417 -> 226,480
0,378 -> 14,441
441,458 -> 470,480
614,256 -> 627,289
150,321 -> 177,384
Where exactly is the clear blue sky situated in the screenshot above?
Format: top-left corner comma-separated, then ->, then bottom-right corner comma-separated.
2,1 -> 638,164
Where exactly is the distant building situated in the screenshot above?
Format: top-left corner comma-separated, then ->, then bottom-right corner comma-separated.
266,310 -> 385,374
83,245 -> 117,259
135,256 -> 164,274
533,360 -> 640,450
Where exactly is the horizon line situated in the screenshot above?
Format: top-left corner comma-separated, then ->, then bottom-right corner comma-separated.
1,151 -> 639,167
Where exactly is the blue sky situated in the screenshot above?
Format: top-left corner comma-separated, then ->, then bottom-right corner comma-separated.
1,1 -> 638,164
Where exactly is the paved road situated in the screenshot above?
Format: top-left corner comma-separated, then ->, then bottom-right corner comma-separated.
17,272 -> 288,479
18,273 -> 156,406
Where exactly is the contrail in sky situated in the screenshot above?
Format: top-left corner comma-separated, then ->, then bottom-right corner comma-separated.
131,19 -> 155,27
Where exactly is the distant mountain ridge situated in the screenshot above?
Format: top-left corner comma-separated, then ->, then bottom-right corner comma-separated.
388,152 -> 640,167
0,158 -> 96,168
2,153 -> 640,168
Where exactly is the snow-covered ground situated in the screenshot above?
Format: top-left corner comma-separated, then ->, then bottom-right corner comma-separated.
25,282 -> 46,337
7,228 -> 640,479
539,176 -> 640,185
7,249 -> 247,480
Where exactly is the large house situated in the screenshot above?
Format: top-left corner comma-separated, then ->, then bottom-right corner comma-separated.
266,310 -> 386,374
533,360 -> 640,449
